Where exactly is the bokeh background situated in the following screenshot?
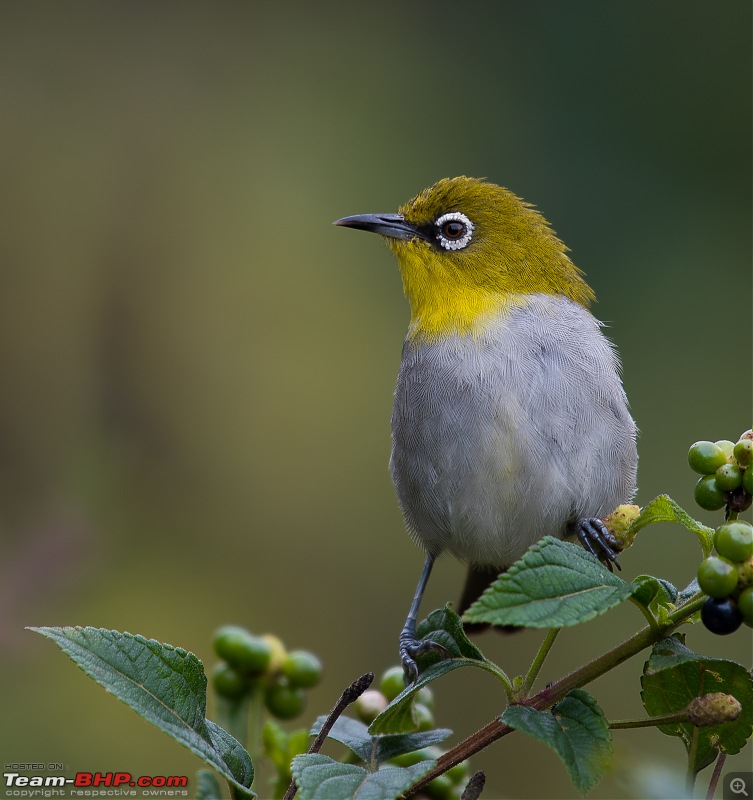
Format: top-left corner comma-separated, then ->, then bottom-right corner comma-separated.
1,3 -> 750,798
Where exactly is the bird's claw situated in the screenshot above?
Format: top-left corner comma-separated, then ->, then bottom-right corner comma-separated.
577,517 -> 622,572
399,636 -> 449,686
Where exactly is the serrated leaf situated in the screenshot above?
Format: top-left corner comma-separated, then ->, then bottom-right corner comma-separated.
30,626 -> 254,796
641,635 -> 753,771
626,495 -> 714,557
310,715 -> 451,766
501,689 -> 612,795
291,753 -> 434,800
464,537 -> 635,628
369,607 -> 497,735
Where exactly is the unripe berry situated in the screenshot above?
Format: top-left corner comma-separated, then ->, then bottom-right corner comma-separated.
380,666 -> 407,702
697,556 -> 738,598
738,587 -> 753,627
694,476 -> 726,511
265,681 -> 306,720
733,438 -> 753,467
715,463 -> 743,492
413,702 -> 435,731
354,690 -> 388,724
715,440 -> 736,461
714,521 -> 753,563
212,662 -> 248,699
688,442 -> 727,475
213,626 -> 272,674
743,466 -> 753,496
282,650 -> 323,689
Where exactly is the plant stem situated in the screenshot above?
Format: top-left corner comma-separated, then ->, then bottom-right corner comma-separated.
403,592 -> 707,798
519,628 -> 560,698
706,752 -> 726,800
687,726 -> 701,796
246,683 -> 266,766
609,709 -> 690,729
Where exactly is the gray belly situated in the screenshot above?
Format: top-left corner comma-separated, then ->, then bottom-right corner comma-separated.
390,294 -> 637,566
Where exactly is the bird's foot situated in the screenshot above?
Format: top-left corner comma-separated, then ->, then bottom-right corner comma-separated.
576,517 -> 622,572
399,630 -> 448,686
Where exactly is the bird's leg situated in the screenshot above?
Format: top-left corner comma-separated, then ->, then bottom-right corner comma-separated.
576,518 -> 622,572
399,554 -> 448,685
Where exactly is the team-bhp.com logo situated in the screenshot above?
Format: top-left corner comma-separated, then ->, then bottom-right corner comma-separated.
4,771 -> 189,796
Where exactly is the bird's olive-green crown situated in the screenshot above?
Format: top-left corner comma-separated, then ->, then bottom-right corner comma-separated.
335,176 -> 595,340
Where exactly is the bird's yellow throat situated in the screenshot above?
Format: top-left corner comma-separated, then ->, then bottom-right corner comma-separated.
387,178 -> 595,342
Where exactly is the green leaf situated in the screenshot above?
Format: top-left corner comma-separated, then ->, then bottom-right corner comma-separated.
196,770 -> 222,800
310,715 -> 451,766
630,575 -> 679,621
641,635 -> 753,771
291,753 -> 434,800
464,537 -> 635,628
501,689 -> 612,795
30,626 -> 254,796
369,607 -> 498,734
626,495 -> 714,557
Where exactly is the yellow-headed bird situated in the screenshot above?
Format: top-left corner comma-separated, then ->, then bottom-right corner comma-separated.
335,177 -> 637,682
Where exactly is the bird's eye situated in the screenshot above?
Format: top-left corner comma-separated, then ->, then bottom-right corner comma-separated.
435,212 -> 473,251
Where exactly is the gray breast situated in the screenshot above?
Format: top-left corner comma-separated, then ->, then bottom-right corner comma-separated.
390,294 -> 637,566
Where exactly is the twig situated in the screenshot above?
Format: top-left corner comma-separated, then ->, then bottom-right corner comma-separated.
282,672 -> 374,800
404,592 -> 707,797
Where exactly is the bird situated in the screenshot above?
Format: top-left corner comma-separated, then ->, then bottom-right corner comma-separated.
334,177 -> 638,683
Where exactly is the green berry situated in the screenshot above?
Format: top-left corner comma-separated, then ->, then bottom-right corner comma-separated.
282,650 -> 323,689
415,685 -> 435,711
743,467 -> 753,496
212,626 -> 272,674
714,521 -> 753,562
715,440 -> 736,461
701,597 -> 743,635
733,439 -> 753,467
715,463 -> 743,491
265,682 -> 306,720
736,557 -> 753,594
354,690 -> 388,724
413,702 -> 435,731
694,475 -> 727,511
697,556 -> 739,598
738,587 -> 753,627
688,441 -> 728,475
380,666 -> 406,702
212,662 -> 248,699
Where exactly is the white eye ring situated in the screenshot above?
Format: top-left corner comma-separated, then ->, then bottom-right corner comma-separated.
435,211 -> 474,251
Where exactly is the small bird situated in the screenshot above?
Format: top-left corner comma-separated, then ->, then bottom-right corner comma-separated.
334,177 -> 637,682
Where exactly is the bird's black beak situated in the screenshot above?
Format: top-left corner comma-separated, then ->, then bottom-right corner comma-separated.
333,213 -> 429,242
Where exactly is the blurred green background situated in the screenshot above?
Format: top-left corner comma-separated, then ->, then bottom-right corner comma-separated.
1,2 -> 750,798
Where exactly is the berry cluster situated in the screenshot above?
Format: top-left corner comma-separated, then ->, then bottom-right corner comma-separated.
212,625 -> 322,720
689,432 -> 753,513
697,521 -> 753,634
354,667 -> 468,800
